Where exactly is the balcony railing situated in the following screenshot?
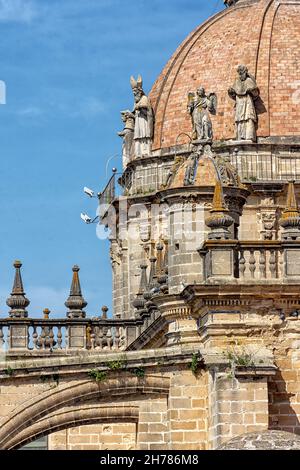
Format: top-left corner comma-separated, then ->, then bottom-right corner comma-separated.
0,312 -> 161,355
200,240 -> 300,283
231,153 -> 300,182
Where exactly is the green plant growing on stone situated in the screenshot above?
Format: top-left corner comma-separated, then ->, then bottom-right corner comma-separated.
188,353 -> 203,376
52,374 -> 60,386
39,375 -> 50,383
4,367 -> 14,377
88,369 -> 107,383
107,358 -> 127,371
39,374 -> 60,386
131,367 -> 145,378
224,347 -> 256,379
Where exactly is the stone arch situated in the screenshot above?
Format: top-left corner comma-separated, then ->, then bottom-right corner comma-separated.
7,405 -> 139,450
0,375 -> 169,450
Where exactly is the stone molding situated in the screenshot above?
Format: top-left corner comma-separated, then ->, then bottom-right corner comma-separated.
6,405 -> 139,450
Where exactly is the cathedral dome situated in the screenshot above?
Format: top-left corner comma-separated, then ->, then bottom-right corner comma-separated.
150,0 -> 300,150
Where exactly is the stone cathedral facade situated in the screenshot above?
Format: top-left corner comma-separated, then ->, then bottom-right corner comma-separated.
1,0 -> 300,451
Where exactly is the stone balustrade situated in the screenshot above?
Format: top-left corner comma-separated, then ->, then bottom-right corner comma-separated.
0,261 -> 162,356
237,242 -> 283,281
199,240 -> 300,283
0,313 -> 160,355
230,150 -> 300,182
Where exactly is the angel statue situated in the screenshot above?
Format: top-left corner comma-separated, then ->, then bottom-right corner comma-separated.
130,75 -> 154,158
118,110 -> 135,169
187,87 -> 217,142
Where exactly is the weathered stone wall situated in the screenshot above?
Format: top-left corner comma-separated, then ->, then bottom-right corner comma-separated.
268,322 -> 300,435
1,335 -> 300,450
48,424 -> 137,450
208,373 -> 269,449
0,348 -> 211,450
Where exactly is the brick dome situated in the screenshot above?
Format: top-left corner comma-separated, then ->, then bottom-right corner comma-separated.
150,0 -> 300,150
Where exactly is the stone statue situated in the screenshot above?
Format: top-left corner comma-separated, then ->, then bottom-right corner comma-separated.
224,0 -> 238,6
187,87 -> 217,142
163,156 -> 184,188
130,75 -> 154,158
228,65 -> 260,142
118,110 -> 135,169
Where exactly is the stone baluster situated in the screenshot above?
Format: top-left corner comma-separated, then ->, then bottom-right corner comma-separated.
101,307 -> 109,348
65,326 -> 69,349
120,327 -> 127,349
98,327 -> 104,350
279,249 -> 284,279
90,326 -> 96,350
32,326 -> 38,350
57,326 -> 62,349
49,327 -> 55,349
239,250 -> 246,278
259,249 -> 266,279
106,328 -> 113,350
114,327 -> 120,350
249,249 -> 256,279
40,327 -> 46,350
269,250 -> 276,278
86,325 -> 92,349
37,309 -> 56,350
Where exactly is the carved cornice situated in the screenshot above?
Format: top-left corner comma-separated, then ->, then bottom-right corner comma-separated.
153,295 -> 192,319
180,283 -> 300,318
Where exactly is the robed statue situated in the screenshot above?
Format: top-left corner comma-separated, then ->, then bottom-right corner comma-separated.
187,87 -> 217,141
118,110 -> 135,169
130,75 -> 154,158
228,65 -> 260,142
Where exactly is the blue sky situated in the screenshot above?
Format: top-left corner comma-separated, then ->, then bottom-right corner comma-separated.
0,0 -> 223,318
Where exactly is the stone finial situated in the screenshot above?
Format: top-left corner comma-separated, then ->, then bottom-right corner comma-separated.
143,256 -> 159,314
206,180 -> 234,240
101,305 -> 109,319
158,240 -> 169,293
148,257 -> 158,292
132,264 -> 148,311
279,181 -> 300,240
65,265 -> 87,319
6,260 -> 30,318
156,242 -> 164,277
43,308 -> 50,319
